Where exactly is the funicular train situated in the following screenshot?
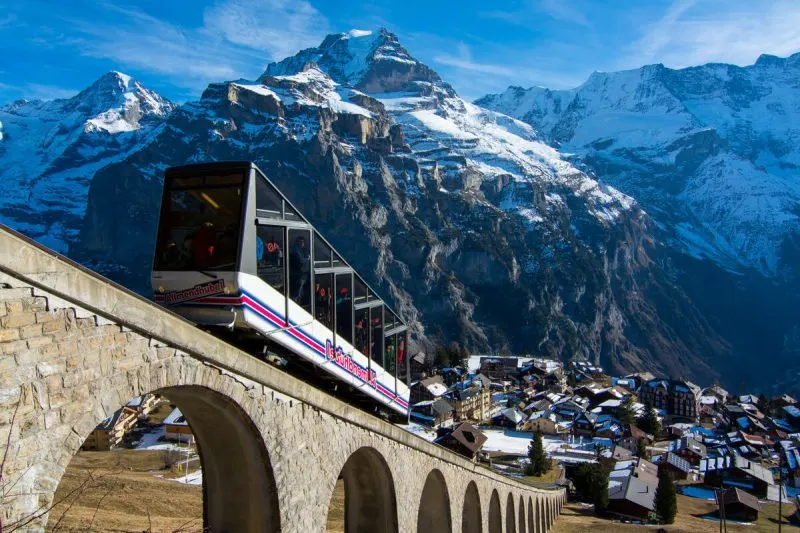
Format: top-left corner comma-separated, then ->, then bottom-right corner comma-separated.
151,161 -> 410,420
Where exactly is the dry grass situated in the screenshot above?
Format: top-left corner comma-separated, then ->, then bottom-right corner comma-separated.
552,494 -> 800,533
45,449 -> 202,532
325,478 -> 345,533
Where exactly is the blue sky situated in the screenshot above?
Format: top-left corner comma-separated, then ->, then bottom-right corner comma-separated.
2,0 -> 799,103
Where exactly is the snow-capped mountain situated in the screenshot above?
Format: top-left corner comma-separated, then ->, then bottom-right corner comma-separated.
0,71 -> 175,251
7,28 -> 794,392
477,54 -> 800,276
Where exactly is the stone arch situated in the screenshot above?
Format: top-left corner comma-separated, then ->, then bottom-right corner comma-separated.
53,382 -> 281,532
416,469 -> 452,533
488,489 -> 502,533
538,498 -> 545,533
518,495 -> 526,533
527,497 -> 535,533
506,492 -> 517,533
461,481 -> 482,533
333,446 -> 398,533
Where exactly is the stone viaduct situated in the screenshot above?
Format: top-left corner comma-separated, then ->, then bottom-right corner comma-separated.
0,225 -> 565,532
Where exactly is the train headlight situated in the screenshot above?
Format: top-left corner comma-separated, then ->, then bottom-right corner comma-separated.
224,286 -> 231,295
157,286 -> 165,294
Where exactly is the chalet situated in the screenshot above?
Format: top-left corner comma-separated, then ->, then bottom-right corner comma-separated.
82,406 -> 137,451
612,458 -> 659,485
441,367 -> 465,387
618,425 -> 654,454
410,352 -> 427,381
772,394 -> 797,410
594,415 -> 624,440
783,405 -> 800,427
434,422 -> 487,459
164,408 -> 194,443
572,412 -> 598,437
668,436 -> 707,465
656,452 -> 691,481
607,475 -> 656,521
719,488 -> 760,522
611,446 -> 634,461
700,455 -> 775,498
478,356 -> 520,380
523,412 -> 568,435
411,398 -> 455,428
410,376 -> 448,404
492,407 -> 526,430
81,394 -> 159,451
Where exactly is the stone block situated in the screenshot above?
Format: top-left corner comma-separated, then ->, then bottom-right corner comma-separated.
3,339 -> 29,355
20,324 -> 42,339
0,288 -> 33,300
35,310 -> 60,324
26,336 -> 53,350
1,312 -> 36,329
0,328 -> 20,343
36,361 -> 66,378
5,300 -> 24,313
14,348 -> 44,367
41,320 -> 65,335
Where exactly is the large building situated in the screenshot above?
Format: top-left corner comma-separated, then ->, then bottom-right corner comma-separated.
639,379 -> 701,422
446,384 -> 491,422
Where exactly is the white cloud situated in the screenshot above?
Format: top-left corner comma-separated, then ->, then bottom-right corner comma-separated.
433,42 -> 516,76
535,0 -> 589,27
626,0 -> 800,68
61,0 -> 329,93
203,0 -> 329,61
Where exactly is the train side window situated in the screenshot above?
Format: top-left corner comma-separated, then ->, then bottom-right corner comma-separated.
354,307 -> 369,357
256,226 -> 286,296
314,272 -> 334,331
287,229 -> 312,313
354,276 -> 368,305
314,232 -> 332,268
384,333 -> 396,378
370,306 -> 383,367
332,250 -> 344,268
255,175 -> 282,219
384,311 -> 395,332
335,273 -> 353,345
397,331 -> 408,383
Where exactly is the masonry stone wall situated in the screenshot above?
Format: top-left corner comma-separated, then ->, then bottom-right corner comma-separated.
0,226 -> 566,532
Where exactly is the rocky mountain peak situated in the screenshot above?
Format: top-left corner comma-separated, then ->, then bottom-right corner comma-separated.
261,28 -> 450,96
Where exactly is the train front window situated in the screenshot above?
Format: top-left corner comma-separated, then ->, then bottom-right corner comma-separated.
370,306 -> 383,367
154,173 -> 243,271
335,274 -> 353,345
256,225 -> 286,296
287,229 -> 312,313
315,272 -> 334,331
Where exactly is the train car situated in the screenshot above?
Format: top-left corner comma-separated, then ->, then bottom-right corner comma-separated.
150,161 -> 410,419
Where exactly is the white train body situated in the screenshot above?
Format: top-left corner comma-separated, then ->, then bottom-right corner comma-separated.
151,162 -> 410,417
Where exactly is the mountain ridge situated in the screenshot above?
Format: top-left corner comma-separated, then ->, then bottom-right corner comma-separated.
4,29 -> 797,393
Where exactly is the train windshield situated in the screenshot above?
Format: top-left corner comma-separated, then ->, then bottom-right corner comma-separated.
154,173 -> 244,271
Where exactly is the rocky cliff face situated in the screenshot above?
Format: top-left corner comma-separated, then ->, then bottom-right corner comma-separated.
2,29 -> 773,390
479,53 -> 800,393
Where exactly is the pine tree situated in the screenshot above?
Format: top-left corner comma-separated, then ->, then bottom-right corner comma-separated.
590,466 -> 609,515
636,438 -> 648,459
526,430 -> 550,476
619,395 -> 636,426
655,470 -> 677,524
637,403 -> 662,438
